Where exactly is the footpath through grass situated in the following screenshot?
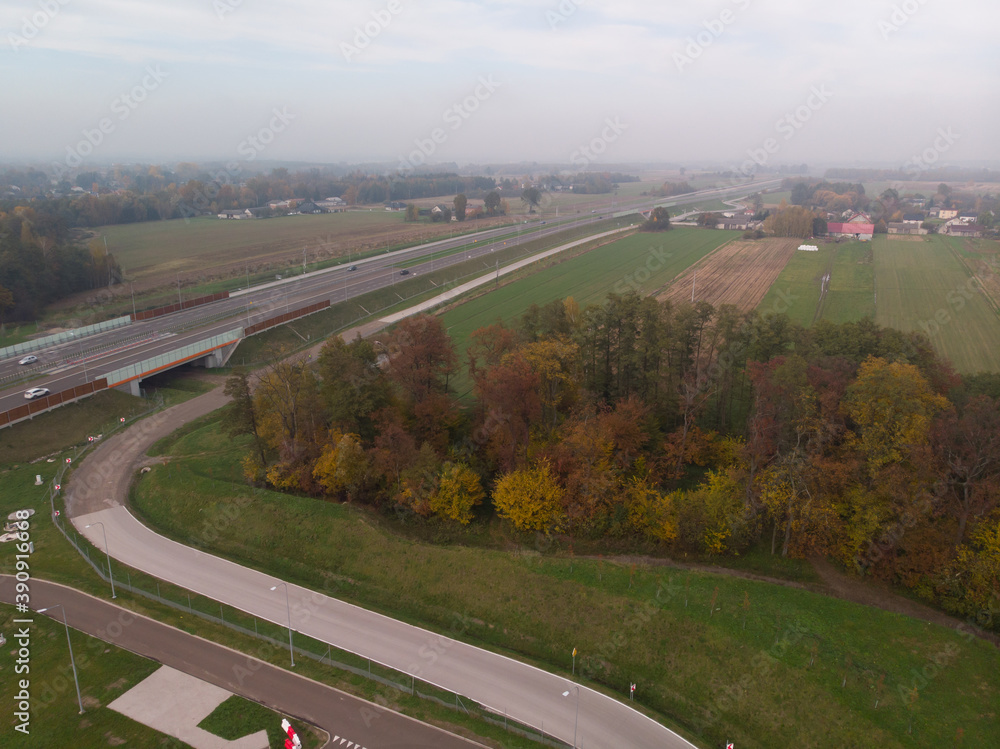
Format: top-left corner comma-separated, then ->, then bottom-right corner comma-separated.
129,416 -> 1000,749
759,240 -> 875,327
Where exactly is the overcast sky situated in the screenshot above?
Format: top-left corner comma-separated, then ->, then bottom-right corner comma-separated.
1,0 -> 997,172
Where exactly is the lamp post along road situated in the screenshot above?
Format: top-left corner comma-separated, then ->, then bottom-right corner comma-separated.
85,521 -> 115,598
38,605 -> 84,714
270,582 -> 294,667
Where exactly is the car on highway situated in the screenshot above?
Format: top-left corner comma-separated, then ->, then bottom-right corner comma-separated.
24,387 -> 50,400
18,355 -> 38,365
399,269 -> 410,275
348,265 -> 357,271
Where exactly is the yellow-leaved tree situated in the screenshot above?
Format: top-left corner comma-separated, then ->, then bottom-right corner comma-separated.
312,432 -> 370,501
493,461 -> 565,533
625,478 -> 678,543
842,357 -> 949,477
429,462 -> 485,525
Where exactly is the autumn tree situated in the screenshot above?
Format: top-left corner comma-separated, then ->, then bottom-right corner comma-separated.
484,190 -> 501,216
493,461 -> 565,533
222,369 -> 268,467
474,351 -> 541,471
453,193 -> 468,221
317,335 -> 391,442
521,187 -> 542,213
430,462 -> 485,524
932,396 -> 1000,546
384,314 -> 458,448
640,207 -> 671,232
842,357 -> 949,477
312,432 -> 371,502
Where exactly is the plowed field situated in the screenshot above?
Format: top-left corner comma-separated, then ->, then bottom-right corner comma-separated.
659,237 -> 800,311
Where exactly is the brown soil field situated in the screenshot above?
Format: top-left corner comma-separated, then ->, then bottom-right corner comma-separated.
658,237 -> 800,311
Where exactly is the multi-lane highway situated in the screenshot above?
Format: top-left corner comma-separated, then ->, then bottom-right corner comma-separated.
0,179 -> 778,415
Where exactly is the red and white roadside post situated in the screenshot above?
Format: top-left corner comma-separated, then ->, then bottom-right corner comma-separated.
281,718 -> 302,749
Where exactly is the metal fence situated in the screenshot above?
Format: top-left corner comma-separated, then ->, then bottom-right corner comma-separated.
45,431 -> 569,749
0,315 -> 132,361
132,291 -> 230,321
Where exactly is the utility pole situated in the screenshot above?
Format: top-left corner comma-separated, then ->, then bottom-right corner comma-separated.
691,272 -> 696,303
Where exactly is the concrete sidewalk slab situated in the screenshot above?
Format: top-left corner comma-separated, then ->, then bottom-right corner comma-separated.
109,665 -> 268,749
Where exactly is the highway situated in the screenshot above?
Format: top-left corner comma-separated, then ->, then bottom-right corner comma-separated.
0,179 -> 777,415
65,389 -> 701,749
0,576 -> 487,749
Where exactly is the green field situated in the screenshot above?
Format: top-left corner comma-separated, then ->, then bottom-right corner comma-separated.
438,228 -> 738,397
0,604 -> 180,747
874,235 -> 1000,373
128,416 -> 1000,749
101,212 -> 404,275
758,241 -> 874,327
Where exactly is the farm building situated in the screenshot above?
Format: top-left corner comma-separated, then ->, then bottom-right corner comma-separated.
828,221 -> 875,241
945,223 -> 983,238
937,208 -> 959,220
902,213 -> 925,224
719,216 -> 754,230
888,222 -> 928,235
296,201 -> 322,214
217,209 -> 254,220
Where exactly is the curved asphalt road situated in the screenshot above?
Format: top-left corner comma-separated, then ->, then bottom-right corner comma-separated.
0,576 -> 486,749
65,390 -> 700,749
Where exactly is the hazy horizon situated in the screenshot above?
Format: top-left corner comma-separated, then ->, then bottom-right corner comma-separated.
2,0 -> 997,173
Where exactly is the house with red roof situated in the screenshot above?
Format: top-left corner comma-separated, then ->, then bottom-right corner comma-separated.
827,218 -> 875,241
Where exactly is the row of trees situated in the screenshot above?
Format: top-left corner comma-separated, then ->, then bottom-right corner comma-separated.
0,207 -> 120,320
224,296 -> 1000,629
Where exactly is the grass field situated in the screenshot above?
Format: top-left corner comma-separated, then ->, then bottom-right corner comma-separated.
0,604 -> 184,747
437,228 -> 738,397
199,695 -> 322,748
128,416 -> 1000,749
101,212 -> 402,277
874,234 -> 1000,372
758,240 -> 874,327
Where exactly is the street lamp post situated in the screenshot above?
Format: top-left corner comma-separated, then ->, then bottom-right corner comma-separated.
561,686 -> 580,748
270,582 -> 295,667
85,522 -> 115,599
38,605 -> 84,714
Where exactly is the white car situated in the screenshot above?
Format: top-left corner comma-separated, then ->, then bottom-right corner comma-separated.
24,387 -> 50,400
18,355 -> 38,365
